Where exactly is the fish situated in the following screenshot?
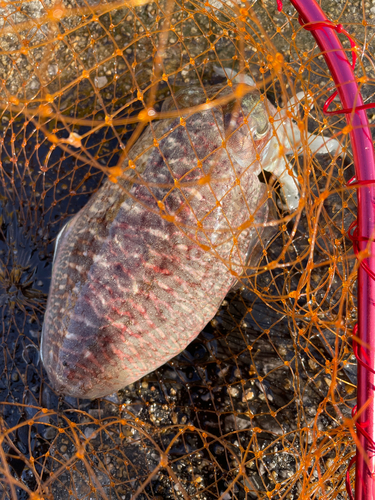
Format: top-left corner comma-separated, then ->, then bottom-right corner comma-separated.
41,70 -> 341,399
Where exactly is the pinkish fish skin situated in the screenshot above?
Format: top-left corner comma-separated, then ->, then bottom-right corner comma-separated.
41,83 -> 274,399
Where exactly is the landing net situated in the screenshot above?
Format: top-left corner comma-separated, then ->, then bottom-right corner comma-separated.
0,0 -> 370,498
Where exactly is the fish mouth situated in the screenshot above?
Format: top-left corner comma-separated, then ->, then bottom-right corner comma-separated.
53,382 -> 112,400
51,376 -> 94,399
50,361 -> 122,399
45,361 -> 95,399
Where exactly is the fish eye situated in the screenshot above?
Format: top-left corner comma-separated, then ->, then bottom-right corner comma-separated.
255,121 -> 270,138
236,92 -> 269,139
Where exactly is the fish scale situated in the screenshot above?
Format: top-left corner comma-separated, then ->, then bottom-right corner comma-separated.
41,82 -> 279,399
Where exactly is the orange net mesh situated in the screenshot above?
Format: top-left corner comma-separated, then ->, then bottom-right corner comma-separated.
0,0 -> 368,498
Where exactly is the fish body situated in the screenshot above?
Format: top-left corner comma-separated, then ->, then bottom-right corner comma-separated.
41,76 -> 339,399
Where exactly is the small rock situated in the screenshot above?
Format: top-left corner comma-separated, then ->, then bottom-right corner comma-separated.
228,386 -> 239,397
242,388 -> 255,401
95,76 -> 108,88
